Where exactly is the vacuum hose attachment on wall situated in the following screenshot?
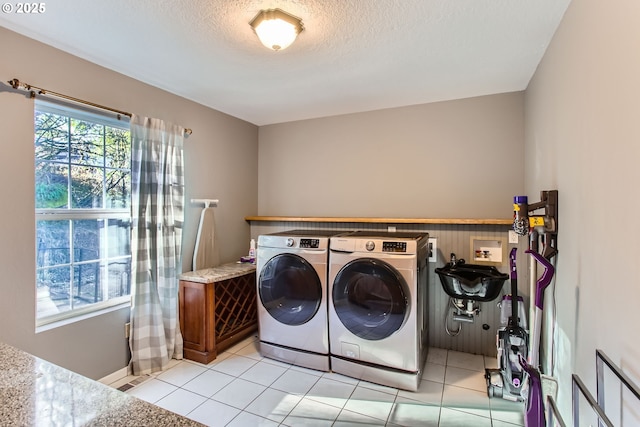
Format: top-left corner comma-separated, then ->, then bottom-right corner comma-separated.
512,190 -> 558,260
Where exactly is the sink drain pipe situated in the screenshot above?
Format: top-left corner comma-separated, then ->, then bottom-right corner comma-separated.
444,297 -> 479,336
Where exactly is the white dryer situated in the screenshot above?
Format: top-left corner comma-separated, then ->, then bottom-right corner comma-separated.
257,229 -> 346,371
328,231 -> 429,391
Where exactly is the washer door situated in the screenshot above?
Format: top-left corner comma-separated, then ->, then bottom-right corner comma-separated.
332,258 -> 408,341
259,253 -> 322,326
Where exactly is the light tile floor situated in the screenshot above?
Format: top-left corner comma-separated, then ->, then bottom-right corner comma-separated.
107,335 -> 524,426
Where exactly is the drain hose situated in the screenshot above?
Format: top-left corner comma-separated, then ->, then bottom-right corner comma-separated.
444,297 -> 462,337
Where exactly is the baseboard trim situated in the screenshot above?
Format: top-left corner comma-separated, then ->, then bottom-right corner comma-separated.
98,366 -> 129,385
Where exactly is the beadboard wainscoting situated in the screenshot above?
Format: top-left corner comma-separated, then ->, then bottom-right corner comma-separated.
248,220 -> 523,358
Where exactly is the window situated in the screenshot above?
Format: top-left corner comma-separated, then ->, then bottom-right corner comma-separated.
35,100 -> 132,325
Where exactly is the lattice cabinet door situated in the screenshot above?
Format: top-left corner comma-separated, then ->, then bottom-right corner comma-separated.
214,272 -> 258,351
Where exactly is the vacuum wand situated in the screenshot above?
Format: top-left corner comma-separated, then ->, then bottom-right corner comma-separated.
525,249 -> 555,367
509,248 -> 518,328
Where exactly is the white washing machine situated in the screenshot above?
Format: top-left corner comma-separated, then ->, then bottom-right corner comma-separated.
256,229 -> 346,371
328,231 -> 429,391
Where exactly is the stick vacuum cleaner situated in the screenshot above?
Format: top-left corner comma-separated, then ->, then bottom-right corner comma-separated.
486,248 -> 529,401
520,250 -> 556,427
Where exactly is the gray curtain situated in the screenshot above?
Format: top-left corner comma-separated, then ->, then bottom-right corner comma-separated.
129,115 -> 185,375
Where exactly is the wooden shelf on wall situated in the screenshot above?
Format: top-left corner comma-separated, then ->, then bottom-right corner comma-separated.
245,216 -> 513,226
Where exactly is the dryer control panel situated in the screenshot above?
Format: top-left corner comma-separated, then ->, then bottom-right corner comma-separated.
382,241 -> 407,252
300,238 -> 320,248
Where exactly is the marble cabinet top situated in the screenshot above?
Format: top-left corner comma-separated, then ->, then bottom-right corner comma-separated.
0,342 -> 204,427
179,262 -> 256,284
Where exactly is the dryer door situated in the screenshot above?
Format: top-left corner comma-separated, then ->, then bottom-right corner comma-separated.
332,258 -> 409,340
258,253 -> 322,326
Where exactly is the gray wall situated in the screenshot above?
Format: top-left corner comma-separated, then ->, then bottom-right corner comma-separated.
253,93 -> 527,357
258,92 -> 524,218
525,0 -> 640,422
0,27 -> 258,379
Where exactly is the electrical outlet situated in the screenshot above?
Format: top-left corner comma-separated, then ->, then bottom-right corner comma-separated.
125,322 -> 131,339
387,226 -> 396,232
508,230 -> 519,244
428,237 -> 437,263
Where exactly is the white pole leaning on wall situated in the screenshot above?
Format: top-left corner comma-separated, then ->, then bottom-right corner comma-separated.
190,199 -> 219,208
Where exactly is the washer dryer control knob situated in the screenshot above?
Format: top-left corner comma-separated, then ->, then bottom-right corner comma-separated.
365,240 -> 375,251
286,238 -> 295,247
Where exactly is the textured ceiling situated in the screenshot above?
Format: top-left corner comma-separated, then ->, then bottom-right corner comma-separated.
0,0 -> 571,125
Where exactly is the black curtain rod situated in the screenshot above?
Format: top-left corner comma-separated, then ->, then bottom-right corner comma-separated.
8,78 -> 193,136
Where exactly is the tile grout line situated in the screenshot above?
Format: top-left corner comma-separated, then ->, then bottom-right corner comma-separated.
120,345 -> 523,427
185,352 -> 311,426
233,365 -> 324,426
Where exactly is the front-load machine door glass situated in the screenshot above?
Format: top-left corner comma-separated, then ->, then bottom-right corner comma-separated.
259,253 -> 322,326
332,258 -> 409,340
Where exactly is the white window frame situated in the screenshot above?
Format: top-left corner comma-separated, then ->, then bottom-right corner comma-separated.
35,99 -> 132,328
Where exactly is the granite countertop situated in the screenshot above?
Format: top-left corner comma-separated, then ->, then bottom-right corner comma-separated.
0,342 -> 204,427
179,262 -> 256,284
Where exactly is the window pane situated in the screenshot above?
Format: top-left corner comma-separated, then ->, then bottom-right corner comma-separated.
73,262 -> 103,306
36,220 -> 70,267
70,119 -> 104,166
35,112 -> 69,162
73,219 -> 103,262
108,260 -> 131,299
71,165 -> 104,208
106,169 -> 131,209
107,219 -> 131,258
35,162 -> 68,209
106,126 -> 131,169
36,265 -> 71,316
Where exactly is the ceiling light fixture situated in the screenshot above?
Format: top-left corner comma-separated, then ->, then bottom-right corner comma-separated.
249,8 -> 304,51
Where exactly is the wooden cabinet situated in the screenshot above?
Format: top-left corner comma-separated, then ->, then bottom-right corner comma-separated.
179,263 -> 257,364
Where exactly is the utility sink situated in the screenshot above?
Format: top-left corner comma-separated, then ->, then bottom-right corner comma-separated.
435,259 -> 508,302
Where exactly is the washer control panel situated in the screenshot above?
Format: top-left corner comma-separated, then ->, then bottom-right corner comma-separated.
382,241 -> 407,252
330,234 -> 425,255
300,238 -> 320,248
